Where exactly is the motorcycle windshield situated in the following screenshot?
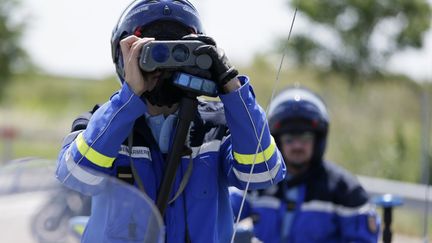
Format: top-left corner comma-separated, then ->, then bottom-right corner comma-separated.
0,158 -> 165,243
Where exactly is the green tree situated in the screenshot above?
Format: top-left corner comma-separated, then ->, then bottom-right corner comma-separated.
0,0 -> 26,98
286,0 -> 431,83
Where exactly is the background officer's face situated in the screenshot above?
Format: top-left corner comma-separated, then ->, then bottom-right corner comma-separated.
279,132 -> 315,171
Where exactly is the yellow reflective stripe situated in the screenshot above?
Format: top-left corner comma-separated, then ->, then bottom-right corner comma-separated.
74,224 -> 85,236
75,133 -> 115,168
234,137 -> 277,165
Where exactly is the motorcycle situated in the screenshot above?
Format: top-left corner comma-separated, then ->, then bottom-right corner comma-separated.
30,186 -> 91,243
0,158 -> 164,243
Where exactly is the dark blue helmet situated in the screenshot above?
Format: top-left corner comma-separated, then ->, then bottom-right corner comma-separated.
268,86 -> 330,162
111,0 -> 204,81
268,86 -> 329,137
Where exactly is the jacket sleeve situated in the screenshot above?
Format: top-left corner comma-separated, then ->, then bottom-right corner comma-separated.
219,76 -> 286,190
336,178 -> 381,242
55,83 -> 147,195
229,188 -> 252,221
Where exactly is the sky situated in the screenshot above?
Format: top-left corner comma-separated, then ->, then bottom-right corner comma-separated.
18,0 -> 431,82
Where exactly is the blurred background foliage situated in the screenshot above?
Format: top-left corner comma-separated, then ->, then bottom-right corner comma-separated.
0,0 -> 29,99
287,0 -> 431,84
1,65 -> 430,185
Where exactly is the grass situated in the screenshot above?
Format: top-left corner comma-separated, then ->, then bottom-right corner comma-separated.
239,59 -> 429,183
0,72 -> 119,160
1,65 -> 431,182
382,207 -> 432,239
2,73 -> 120,117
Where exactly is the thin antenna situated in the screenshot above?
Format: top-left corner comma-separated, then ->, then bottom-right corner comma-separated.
230,8 -> 298,243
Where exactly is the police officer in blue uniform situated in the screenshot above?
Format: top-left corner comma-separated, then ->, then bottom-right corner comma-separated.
231,87 -> 380,243
55,1 -> 285,242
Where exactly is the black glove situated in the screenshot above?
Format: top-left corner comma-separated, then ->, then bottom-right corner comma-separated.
182,34 -> 239,88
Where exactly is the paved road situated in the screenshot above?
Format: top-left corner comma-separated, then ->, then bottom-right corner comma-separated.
0,192 -> 50,243
0,162 -> 428,243
0,190 -> 426,243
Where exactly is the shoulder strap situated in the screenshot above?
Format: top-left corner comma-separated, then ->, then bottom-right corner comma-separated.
127,132 -> 194,205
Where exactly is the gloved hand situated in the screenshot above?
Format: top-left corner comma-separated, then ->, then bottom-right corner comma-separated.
181,34 -> 239,89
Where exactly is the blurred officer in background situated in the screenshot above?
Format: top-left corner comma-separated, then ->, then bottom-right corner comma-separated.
231,86 -> 380,243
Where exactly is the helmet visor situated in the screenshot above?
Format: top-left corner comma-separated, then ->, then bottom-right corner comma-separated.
138,20 -> 194,40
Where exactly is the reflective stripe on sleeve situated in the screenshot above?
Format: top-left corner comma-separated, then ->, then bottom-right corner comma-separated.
301,200 -> 375,217
252,196 -> 281,209
233,137 -> 277,165
75,133 -> 115,168
232,159 -> 281,183
65,147 -> 104,185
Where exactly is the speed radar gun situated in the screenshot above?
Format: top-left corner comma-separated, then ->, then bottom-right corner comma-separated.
139,40 -> 217,216
140,40 -> 217,97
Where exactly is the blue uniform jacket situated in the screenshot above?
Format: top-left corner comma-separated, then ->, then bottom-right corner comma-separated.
56,76 -> 286,243
231,161 -> 380,243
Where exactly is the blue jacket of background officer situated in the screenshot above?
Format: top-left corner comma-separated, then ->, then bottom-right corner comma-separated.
231,87 -> 380,243
55,1 -> 285,242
